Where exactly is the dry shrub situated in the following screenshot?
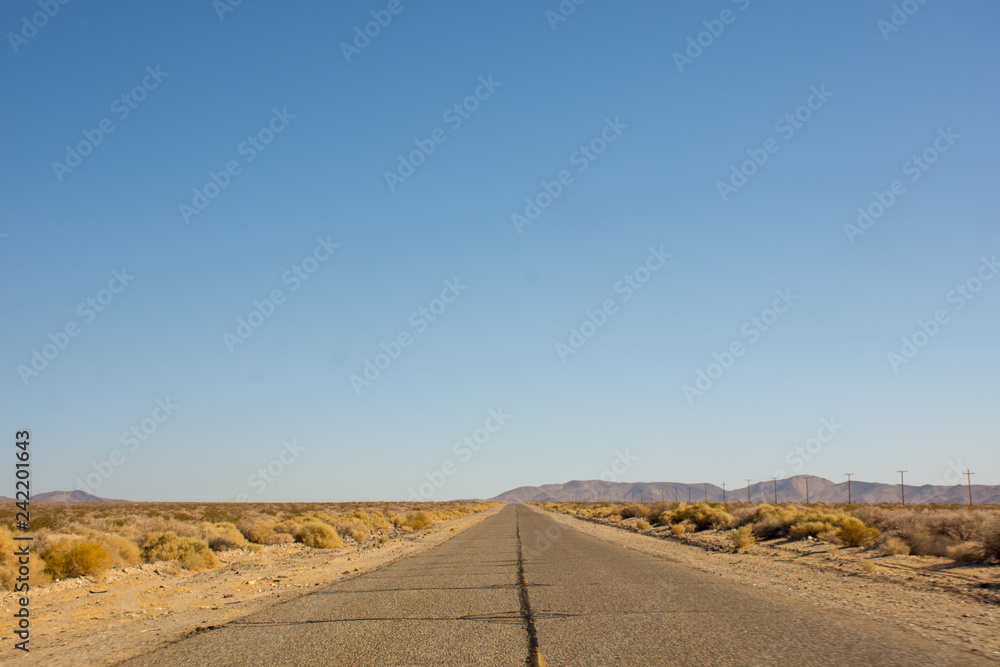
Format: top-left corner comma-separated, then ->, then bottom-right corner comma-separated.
644,502 -> 670,524
838,517 -> 880,547
729,525 -> 756,550
879,536 -> 911,556
96,534 -> 141,568
245,521 -> 276,545
295,522 -> 343,549
620,504 -> 646,519
636,520 -> 651,530
670,523 -> 687,535
983,517 -> 1000,562
42,540 -> 113,579
270,533 -> 295,545
141,532 -> 218,571
947,541 -> 985,563
789,520 -> 834,540
658,504 -> 733,531
199,522 -> 247,551
403,511 -> 434,530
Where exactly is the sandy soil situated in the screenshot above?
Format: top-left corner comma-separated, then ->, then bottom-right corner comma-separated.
533,506 -> 1000,662
0,505 -> 503,667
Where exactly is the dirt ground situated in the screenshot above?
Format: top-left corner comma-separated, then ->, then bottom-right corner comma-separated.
0,505 -> 503,667
536,506 -> 1000,662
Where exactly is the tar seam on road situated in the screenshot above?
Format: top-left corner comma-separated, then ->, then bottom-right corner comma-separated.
516,509 -> 546,667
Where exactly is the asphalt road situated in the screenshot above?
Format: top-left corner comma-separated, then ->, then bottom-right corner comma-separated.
117,505 -> 993,666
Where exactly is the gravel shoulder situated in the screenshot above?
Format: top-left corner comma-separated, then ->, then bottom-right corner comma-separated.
0,505 -> 504,667
531,504 -> 1000,661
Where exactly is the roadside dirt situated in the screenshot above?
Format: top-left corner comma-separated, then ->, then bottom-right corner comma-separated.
533,506 -> 1000,661
0,505 -> 503,667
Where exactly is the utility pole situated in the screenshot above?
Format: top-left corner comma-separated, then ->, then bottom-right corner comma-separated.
722,482 -> 727,504
772,476 -> 778,504
897,470 -> 907,505
673,487 -> 678,502
845,473 -> 853,505
687,486 -> 691,503
746,479 -> 752,503
964,469 -> 975,507
805,477 -> 810,504
703,483 -> 708,503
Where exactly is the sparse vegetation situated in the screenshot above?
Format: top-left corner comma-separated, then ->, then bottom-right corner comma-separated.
0,501 -> 498,589
534,500 -> 999,565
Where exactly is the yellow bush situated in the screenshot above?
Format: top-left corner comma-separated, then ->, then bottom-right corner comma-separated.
141,532 -> 218,571
199,522 -> 247,551
97,534 -> 141,567
403,511 -> 434,530
729,525 -> 756,549
42,540 -> 113,579
670,523 -> 686,535
636,520 -> 651,530
657,504 -> 733,531
295,522 -> 343,549
838,518 -> 880,547
245,521 -> 276,545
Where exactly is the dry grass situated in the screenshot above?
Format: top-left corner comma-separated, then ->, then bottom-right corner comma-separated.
42,540 -> 114,579
728,525 -> 756,550
141,532 -> 218,571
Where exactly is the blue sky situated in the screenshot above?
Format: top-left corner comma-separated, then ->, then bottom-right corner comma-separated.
1,1 -> 998,501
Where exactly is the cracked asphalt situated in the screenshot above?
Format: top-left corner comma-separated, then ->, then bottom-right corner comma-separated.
116,505 -> 993,666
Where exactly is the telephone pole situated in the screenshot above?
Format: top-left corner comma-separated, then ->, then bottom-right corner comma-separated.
771,476 -> 778,503
897,470 -> 907,505
687,486 -> 691,503
845,473 -> 853,505
722,482 -> 727,504
964,469 -> 975,506
805,477 -> 810,504
746,479 -> 752,503
703,483 -> 708,503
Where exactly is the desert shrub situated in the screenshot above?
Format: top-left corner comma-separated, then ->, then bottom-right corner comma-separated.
658,504 -> 733,531
636,520 -> 651,530
199,522 -> 247,551
295,522 -> 343,549
97,534 -> 141,568
141,532 -> 218,571
620,504 -> 646,519
42,540 -> 113,579
644,502 -> 670,524
879,536 -> 911,556
946,542 -> 984,563
983,517 -> 1000,562
403,511 -> 434,530
837,518 -> 880,548
270,532 -> 295,545
670,523 -> 690,535
789,521 -> 834,540
729,525 -> 756,549
244,521 -> 276,545
378,535 -> 389,544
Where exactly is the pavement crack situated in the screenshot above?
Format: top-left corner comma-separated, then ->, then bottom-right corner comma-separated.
516,509 -> 546,667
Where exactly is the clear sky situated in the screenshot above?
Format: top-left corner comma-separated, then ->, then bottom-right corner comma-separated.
2,1 -> 998,501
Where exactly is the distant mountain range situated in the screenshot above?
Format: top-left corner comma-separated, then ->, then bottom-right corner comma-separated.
491,475 -> 1000,505
0,490 -> 128,503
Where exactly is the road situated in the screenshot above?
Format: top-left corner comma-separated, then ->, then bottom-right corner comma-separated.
117,505 -> 992,666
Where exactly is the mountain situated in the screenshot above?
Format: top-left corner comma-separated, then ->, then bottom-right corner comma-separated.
491,475 -> 1000,505
0,490 -> 129,502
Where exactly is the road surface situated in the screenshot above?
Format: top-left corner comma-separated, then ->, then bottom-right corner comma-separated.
117,505 -> 992,666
